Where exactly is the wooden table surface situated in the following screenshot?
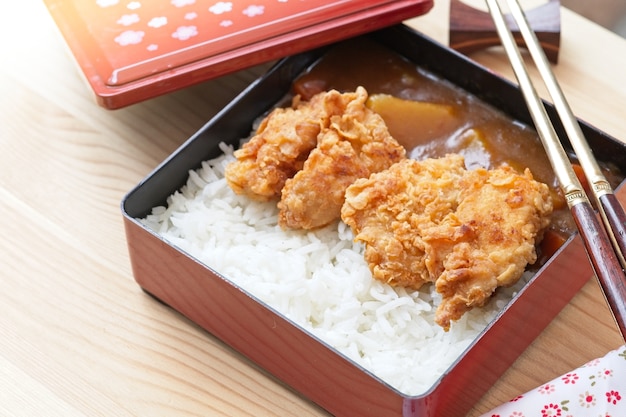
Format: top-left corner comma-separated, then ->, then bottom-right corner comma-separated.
2,1 -> 626,416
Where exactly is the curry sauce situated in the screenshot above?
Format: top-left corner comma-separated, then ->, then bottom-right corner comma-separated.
292,38 -> 623,264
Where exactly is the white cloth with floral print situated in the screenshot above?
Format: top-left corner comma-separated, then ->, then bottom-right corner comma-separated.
481,345 -> 626,417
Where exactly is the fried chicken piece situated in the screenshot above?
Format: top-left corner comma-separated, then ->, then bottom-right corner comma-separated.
427,165 -> 552,330
225,90 -> 357,201
341,155 -> 467,288
278,86 -> 406,229
341,154 -> 553,330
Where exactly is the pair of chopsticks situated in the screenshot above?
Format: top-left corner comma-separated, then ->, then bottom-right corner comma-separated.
485,0 -> 626,339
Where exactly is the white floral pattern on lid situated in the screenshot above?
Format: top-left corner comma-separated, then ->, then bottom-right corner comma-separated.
44,0 -> 434,108
481,345 -> 626,417
65,0 -> 407,86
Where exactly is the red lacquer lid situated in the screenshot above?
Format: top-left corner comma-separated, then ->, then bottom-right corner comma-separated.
44,0 -> 434,109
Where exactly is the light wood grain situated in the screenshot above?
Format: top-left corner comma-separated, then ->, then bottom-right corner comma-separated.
1,1 -> 625,416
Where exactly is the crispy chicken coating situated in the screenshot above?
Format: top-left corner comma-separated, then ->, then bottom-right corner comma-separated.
278,86 -> 405,229
225,90 -> 356,201
341,155 -> 553,330
341,155 -> 466,288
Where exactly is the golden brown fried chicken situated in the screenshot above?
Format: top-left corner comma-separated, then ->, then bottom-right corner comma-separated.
427,164 -> 552,330
342,155 -> 467,288
341,154 -> 553,330
278,87 -> 405,229
225,90 -> 357,201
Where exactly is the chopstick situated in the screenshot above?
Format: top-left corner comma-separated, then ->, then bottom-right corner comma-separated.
504,0 -> 626,270
485,0 -> 626,339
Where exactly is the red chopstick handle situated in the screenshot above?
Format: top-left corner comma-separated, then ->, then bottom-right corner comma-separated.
571,201 -> 626,339
600,193 -> 626,264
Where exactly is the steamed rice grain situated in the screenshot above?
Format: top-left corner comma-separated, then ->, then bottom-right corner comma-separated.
141,142 -> 527,396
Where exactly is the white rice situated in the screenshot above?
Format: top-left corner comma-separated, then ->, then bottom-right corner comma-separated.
141,142 -> 527,396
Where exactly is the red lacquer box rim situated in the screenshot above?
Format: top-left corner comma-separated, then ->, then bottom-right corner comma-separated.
43,0 -> 434,109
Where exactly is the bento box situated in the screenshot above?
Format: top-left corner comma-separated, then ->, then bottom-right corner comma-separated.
122,24 -> 626,417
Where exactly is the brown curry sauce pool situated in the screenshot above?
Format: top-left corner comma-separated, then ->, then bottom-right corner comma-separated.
291,39 -> 624,268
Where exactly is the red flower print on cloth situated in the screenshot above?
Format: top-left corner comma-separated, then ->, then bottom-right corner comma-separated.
480,345 -> 626,417
585,358 -> 602,367
606,390 -> 621,405
541,402 -> 562,416
561,373 -> 579,384
599,368 -> 614,379
539,384 -> 556,395
578,391 -> 596,408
